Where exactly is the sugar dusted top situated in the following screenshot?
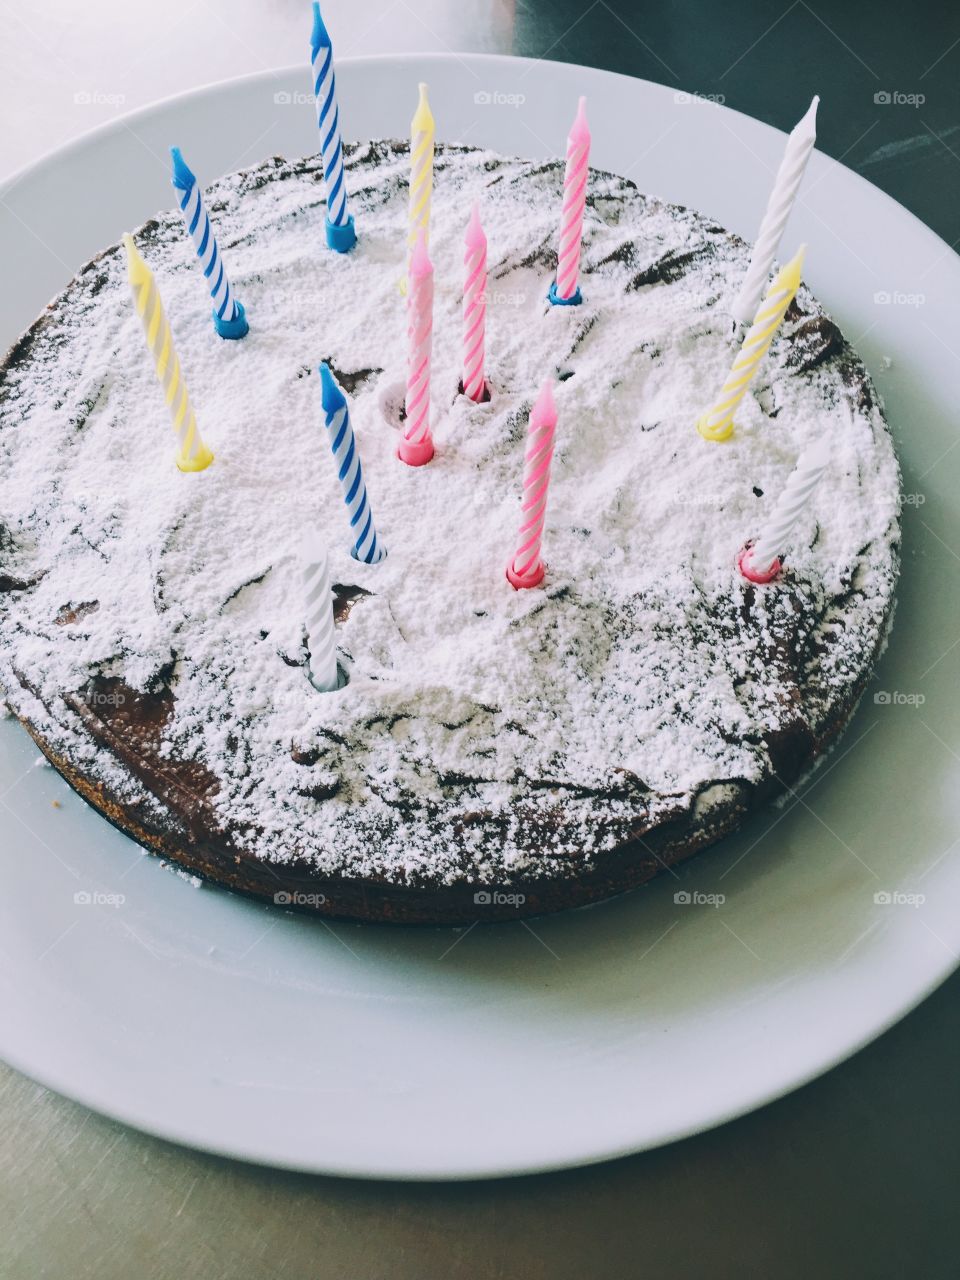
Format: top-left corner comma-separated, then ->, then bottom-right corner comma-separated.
0,142 -> 900,887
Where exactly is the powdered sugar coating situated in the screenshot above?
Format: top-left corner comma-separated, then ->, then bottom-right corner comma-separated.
0,142 -> 900,888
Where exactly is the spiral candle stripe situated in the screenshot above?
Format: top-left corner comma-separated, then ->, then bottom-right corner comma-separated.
553,96 -> 591,303
123,234 -> 213,473
698,245 -> 805,443
400,232 -> 435,466
408,82 -> 435,262
742,441 -> 831,580
170,148 -> 247,339
731,97 -> 818,328
302,537 -> 340,692
310,1 -> 354,250
319,364 -> 386,564
462,203 -> 487,403
507,380 -> 558,590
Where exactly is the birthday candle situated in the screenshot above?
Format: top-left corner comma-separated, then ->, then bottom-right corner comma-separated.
739,440 -> 831,583
506,380 -> 558,590
170,147 -> 248,340
319,363 -> 386,563
697,245 -> 805,443
730,97 -> 818,328
301,536 -> 340,692
462,203 -> 487,403
310,1 -> 356,253
400,232 -> 435,467
408,82 -> 435,263
123,234 -> 213,472
549,96 -> 591,306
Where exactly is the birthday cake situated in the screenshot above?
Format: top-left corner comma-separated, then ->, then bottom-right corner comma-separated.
0,140 -> 900,923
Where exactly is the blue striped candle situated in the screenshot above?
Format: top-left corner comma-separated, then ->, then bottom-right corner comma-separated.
170,147 -> 248,339
319,364 -> 385,564
310,2 -> 356,253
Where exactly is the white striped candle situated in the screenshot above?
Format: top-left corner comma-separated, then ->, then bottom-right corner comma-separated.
170,147 -> 248,339
319,363 -> 386,564
731,97 -> 818,328
739,440 -> 831,582
310,2 -> 355,252
301,535 -> 340,692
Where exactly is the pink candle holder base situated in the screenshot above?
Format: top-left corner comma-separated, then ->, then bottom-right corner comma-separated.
398,437 -> 434,467
506,559 -> 545,590
737,544 -> 781,584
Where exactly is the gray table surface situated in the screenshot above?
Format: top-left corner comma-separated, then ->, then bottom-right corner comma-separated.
2,2 -> 959,1276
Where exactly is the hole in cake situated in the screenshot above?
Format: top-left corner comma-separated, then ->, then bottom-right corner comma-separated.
753,486 -> 764,498
0,572 -> 44,593
298,778 -> 341,802
378,380 -> 406,429
307,663 -> 349,694
318,360 -> 383,395
455,379 -> 493,404
333,583 -> 372,622
55,600 -> 100,626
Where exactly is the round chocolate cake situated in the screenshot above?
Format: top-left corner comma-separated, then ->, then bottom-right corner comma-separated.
0,141 -> 900,923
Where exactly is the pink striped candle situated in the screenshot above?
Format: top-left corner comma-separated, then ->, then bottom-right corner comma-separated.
549,97 -> 590,306
506,380 -> 558,590
400,230 -> 435,466
462,203 -> 487,402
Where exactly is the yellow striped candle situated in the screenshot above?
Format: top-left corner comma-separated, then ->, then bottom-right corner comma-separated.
697,245 -> 805,443
123,235 -> 213,472
408,82 -> 434,264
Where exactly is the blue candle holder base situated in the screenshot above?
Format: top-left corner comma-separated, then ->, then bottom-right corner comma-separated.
548,282 -> 582,307
213,301 -> 249,340
326,215 -> 357,254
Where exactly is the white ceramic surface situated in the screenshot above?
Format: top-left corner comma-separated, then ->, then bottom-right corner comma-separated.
1,55 -> 958,1180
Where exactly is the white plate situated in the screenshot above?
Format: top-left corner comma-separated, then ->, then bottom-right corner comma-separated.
1,55 -> 958,1181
